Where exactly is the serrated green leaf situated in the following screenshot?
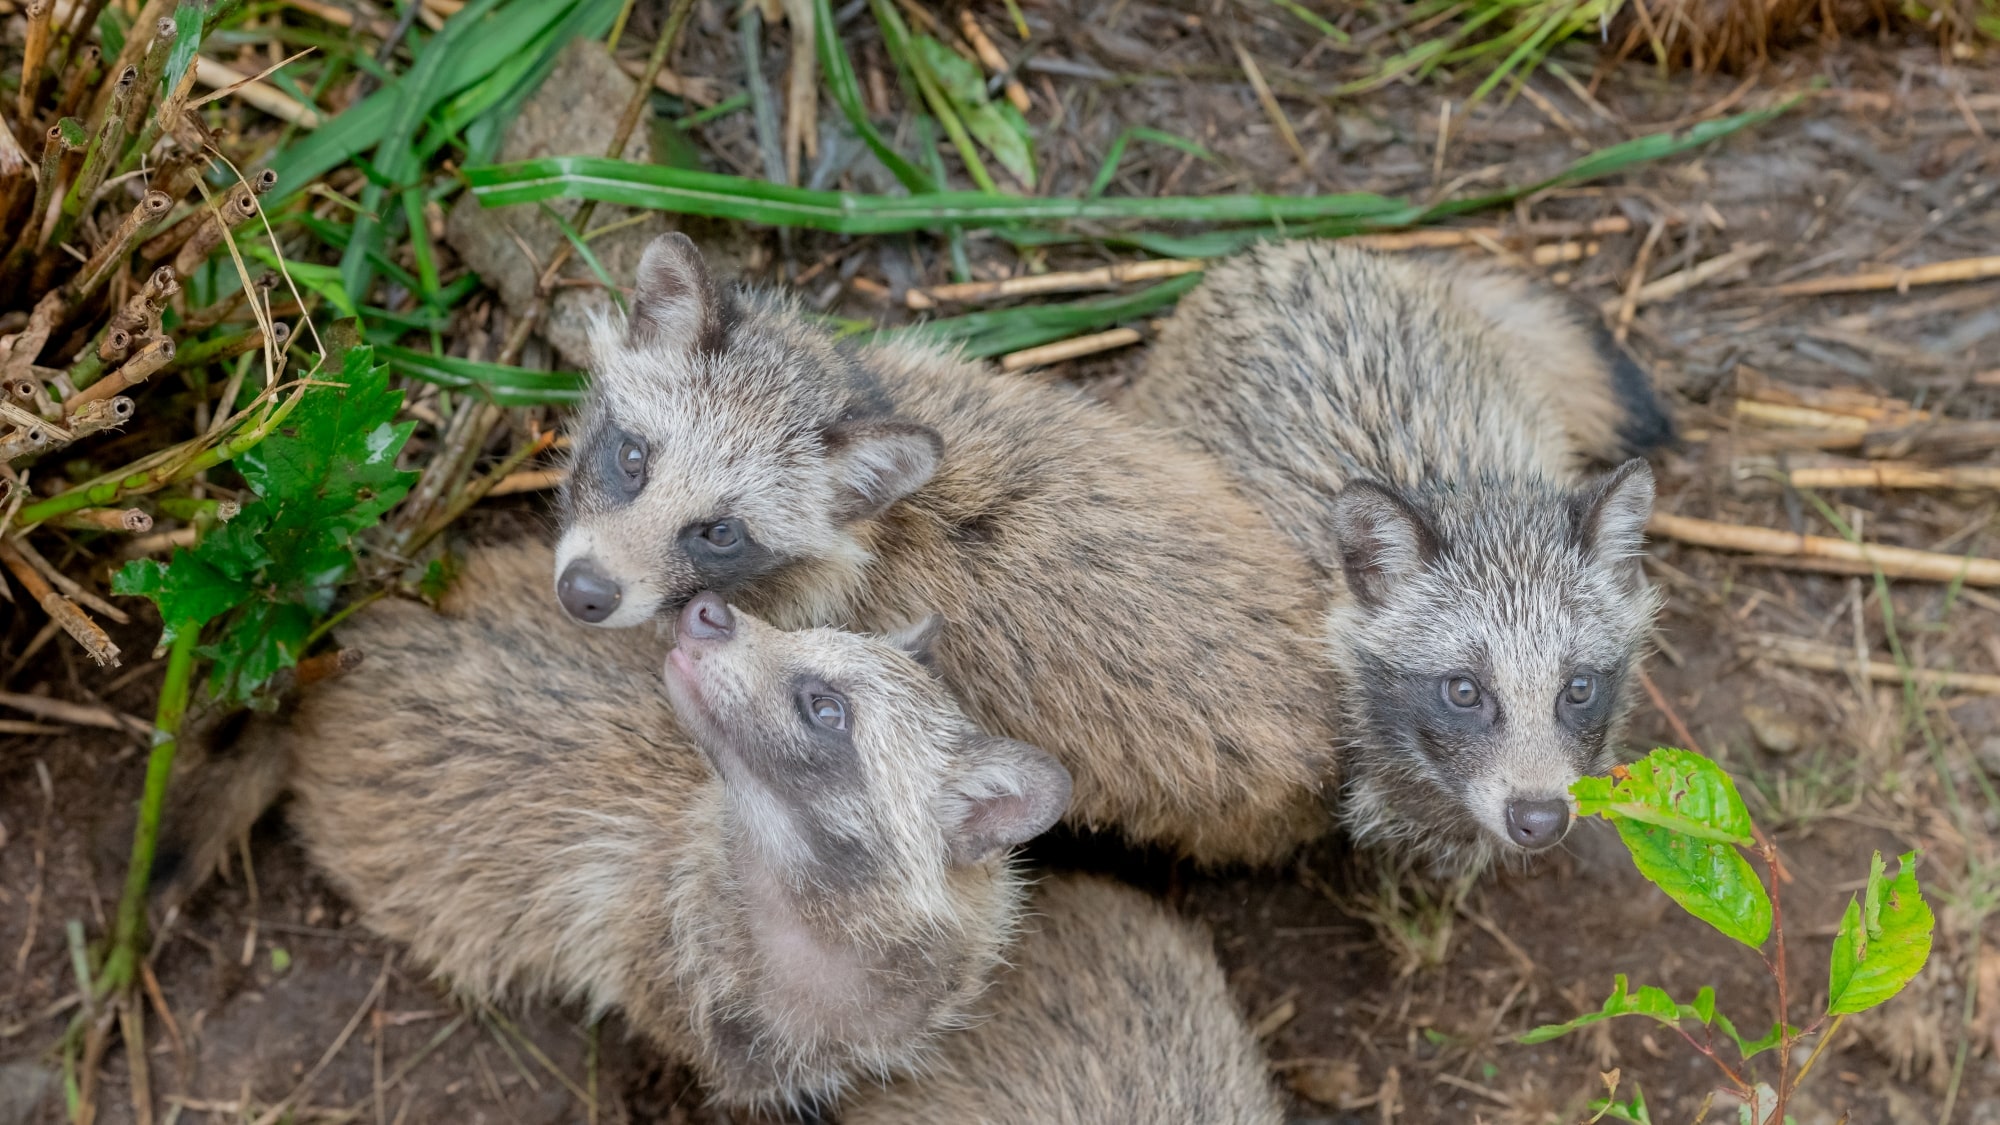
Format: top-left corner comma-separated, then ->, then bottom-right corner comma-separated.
112,553 -> 240,641
1590,1079 -> 1653,1124
1611,818 -> 1772,947
1827,850 -> 1934,1014
1573,747 -> 1757,846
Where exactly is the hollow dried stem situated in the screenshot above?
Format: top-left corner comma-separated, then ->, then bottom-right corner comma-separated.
17,0 -> 54,127
1786,463 -> 2000,490
66,395 -> 137,440
66,338 -> 174,414
124,18 -> 180,134
67,190 -> 175,307
5,531 -> 131,623
55,507 -> 154,533
1649,510 -> 2000,586
51,44 -> 100,124
169,322 -> 287,371
171,182 -> 262,276
0,537 -> 119,665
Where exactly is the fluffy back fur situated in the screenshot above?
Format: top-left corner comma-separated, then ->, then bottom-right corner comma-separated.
840,876 -> 1284,1125
1122,241 -> 1670,872
165,541 -> 1068,1110
556,233 -> 1337,866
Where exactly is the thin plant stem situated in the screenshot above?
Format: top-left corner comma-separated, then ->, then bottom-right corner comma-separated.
1791,1013 -> 1846,1090
98,624 -> 201,997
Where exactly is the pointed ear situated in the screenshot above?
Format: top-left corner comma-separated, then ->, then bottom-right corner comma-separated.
1328,481 -> 1442,609
824,419 -> 942,522
886,613 -> 944,670
628,232 -> 735,354
947,737 -> 1071,865
1572,458 -> 1655,563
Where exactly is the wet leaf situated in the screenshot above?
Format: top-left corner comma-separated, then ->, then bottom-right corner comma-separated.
1573,747 -> 1756,846
1612,818 -> 1772,947
1827,850 -> 1934,1014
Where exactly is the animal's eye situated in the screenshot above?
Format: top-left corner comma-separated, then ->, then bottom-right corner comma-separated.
808,692 -> 847,731
1565,675 -> 1595,705
1443,676 -> 1482,709
703,521 -> 740,549
616,435 -> 647,488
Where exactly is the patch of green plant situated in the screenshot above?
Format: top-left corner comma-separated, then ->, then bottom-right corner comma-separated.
113,346 -> 417,709
1522,747 -> 1934,1124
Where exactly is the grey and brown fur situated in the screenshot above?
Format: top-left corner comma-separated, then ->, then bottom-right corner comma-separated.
840,875 -> 1284,1125
1120,241 -> 1671,872
556,233 -> 1337,866
160,541 -> 1070,1110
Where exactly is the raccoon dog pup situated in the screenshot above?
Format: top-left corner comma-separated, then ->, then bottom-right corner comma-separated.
1123,241 -> 1672,872
842,876 -> 1284,1125
161,542 -> 1071,1109
555,233 -> 1336,866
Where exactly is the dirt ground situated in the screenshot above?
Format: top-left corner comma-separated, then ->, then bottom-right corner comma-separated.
5,4 -> 2000,1123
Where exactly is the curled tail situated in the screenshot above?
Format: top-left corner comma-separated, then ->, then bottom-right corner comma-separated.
151,711 -> 295,906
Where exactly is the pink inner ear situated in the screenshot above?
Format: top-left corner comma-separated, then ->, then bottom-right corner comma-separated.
952,790 -> 1035,865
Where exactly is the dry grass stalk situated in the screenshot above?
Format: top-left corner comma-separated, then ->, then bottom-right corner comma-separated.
1744,633 -> 2000,695
0,538 -> 119,665
1763,255 -> 2000,298
1000,327 -> 1143,372
960,9 -> 1030,112
1735,368 -> 1929,424
906,258 -> 1204,308
1352,215 -> 1642,252
1734,400 -> 1871,433
486,467 -> 567,496
0,689 -> 150,733
1598,240 -> 1771,315
1786,464 -> 2000,491
7,531 -> 130,622
65,396 -> 136,441
67,190 -> 174,305
1648,510 -> 2000,586
1233,40 -> 1311,174
191,57 -> 324,128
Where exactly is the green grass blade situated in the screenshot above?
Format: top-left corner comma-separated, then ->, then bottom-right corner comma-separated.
377,345 -> 587,406
813,0 -> 934,192
536,201 -> 626,313
1268,0 -> 1349,42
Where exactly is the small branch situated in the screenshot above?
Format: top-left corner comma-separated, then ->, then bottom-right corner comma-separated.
1597,241 -> 1772,316
0,690 -> 151,735
1648,511 -> 2000,586
1784,463 -> 2000,491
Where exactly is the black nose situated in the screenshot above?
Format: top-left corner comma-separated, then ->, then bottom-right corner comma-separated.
1504,798 -> 1572,851
557,559 -> 622,623
679,592 -> 735,641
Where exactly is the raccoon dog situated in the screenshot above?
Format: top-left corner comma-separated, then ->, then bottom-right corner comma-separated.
1122,241 -> 1673,872
158,542 -> 1070,1109
841,876 -> 1284,1125
553,233 -> 1337,866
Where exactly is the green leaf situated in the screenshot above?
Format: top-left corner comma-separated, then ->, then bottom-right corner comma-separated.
162,2 -> 206,97
1573,748 -> 1770,945
1827,851 -> 1935,1014
1573,747 -> 1757,845
1518,975 -> 1691,1044
205,601 -> 314,706
112,553 -> 241,641
1590,1079 -> 1653,1124
812,0 -> 934,192
1612,818 -> 1772,947
1716,1015 -> 1791,1061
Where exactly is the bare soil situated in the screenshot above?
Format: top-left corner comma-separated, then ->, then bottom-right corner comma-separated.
5,5 -> 1999,1123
